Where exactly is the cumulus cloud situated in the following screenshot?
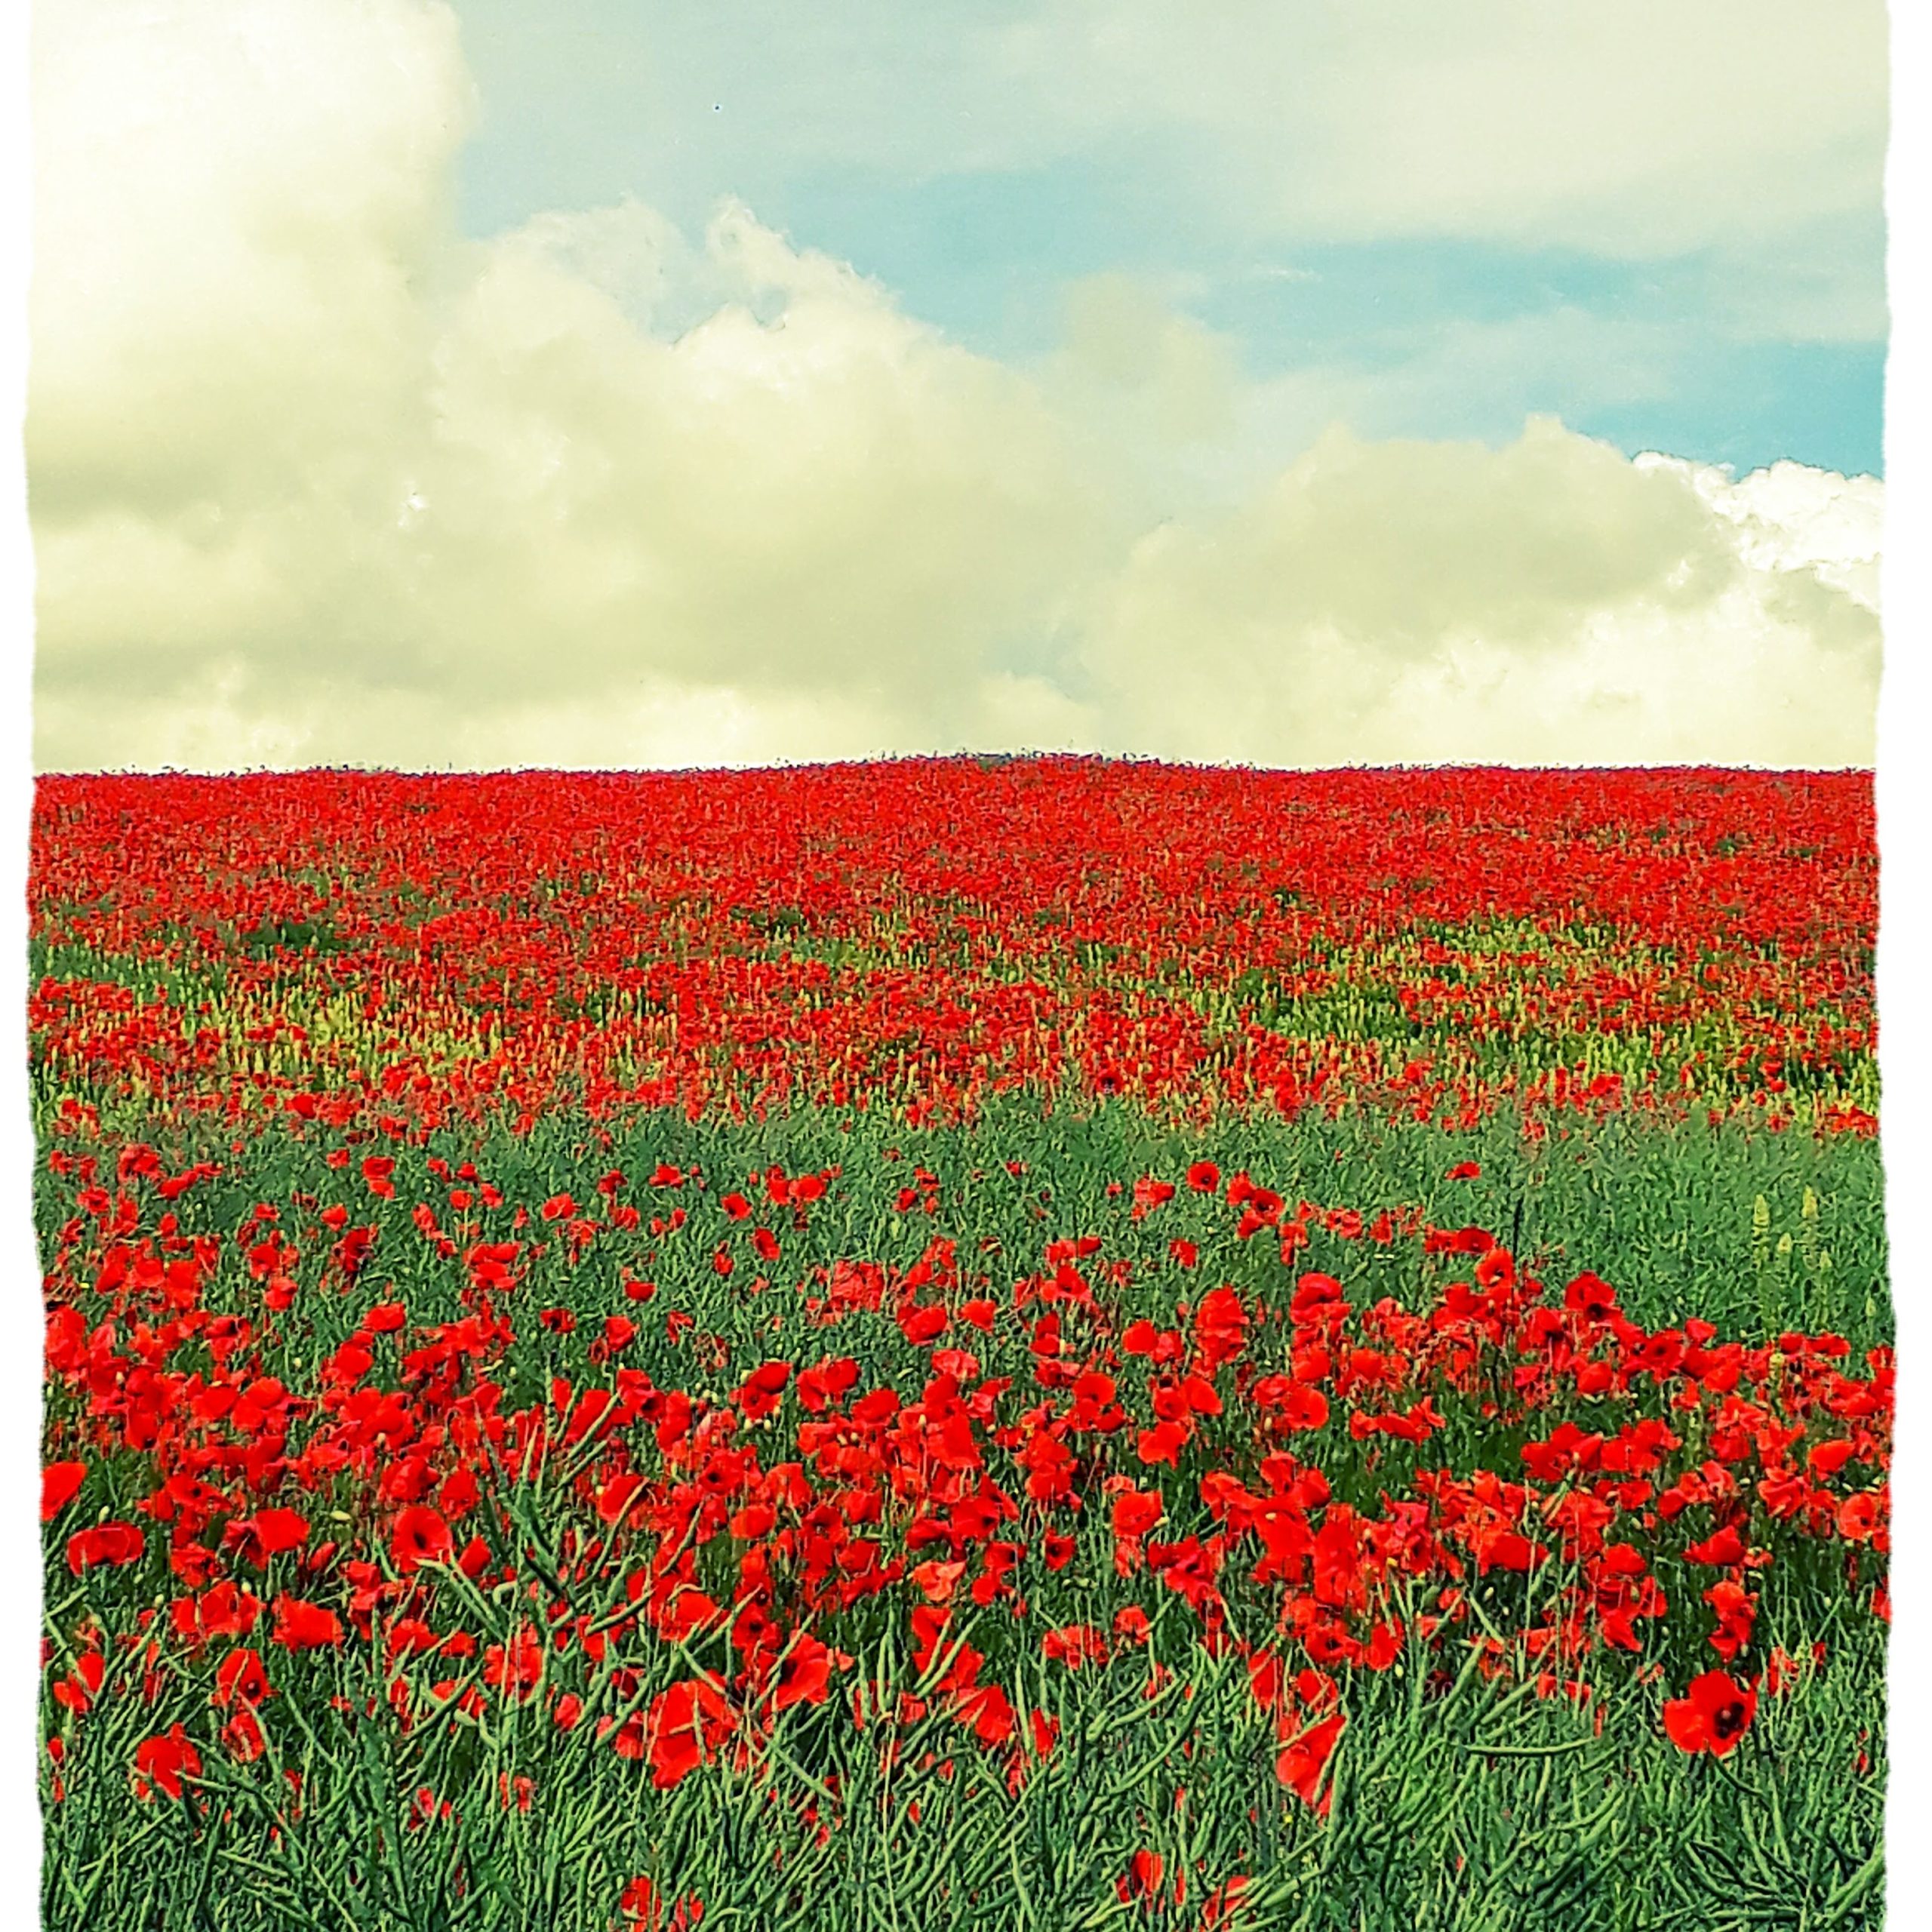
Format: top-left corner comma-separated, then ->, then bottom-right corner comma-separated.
1078,422 -> 1880,768
29,0 -> 1881,772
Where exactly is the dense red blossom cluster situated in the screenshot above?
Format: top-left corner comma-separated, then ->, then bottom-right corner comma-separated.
40,1137 -> 1888,1828
30,761 -> 1875,1131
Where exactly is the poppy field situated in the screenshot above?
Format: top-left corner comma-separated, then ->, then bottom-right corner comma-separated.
32,761 -> 1890,1930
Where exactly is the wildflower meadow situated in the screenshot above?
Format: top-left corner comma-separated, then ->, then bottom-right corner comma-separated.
32,759 -> 1889,1930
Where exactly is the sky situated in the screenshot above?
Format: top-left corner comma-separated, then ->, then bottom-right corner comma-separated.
26,0 -> 1890,771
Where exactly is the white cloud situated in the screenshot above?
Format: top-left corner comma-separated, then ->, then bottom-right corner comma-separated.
1077,421 -> 1880,768
1660,455 -> 1884,609
29,0 -> 1883,773
996,0 -> 1887,265
494,1 -> 1882,282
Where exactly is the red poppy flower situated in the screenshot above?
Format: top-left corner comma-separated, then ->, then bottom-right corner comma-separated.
898,1303 -> 947,1346
641,1677 -> 735,1789
1136,1420 -> 1189,1468
133,1725 -> 202,1801
955,1679 -> 1017,1747
270,1595 -> 346,1651
1276,1709 -> 1346,1814
214,1648 -> 271,1709
41,1460 -> 86,1523
1683,1525 -> 1747,1567
1474,1247 -> 1515,1291
1663,1671 -> 1757,1757
773,1635 -> 841,1712
1837,1490 -> 1884,1543
1555,1268 -> 1617,1321
620,1875 -> 704,1930
51,1651 -> 104,1715
1042,1624 -> 1109,1670
1201,1873 -> 1252,1927
485,1629 -> 545,1703
221,1707 -> 267,1763
67,1521 -> 145,1575
391,1505 -> 456,1574
1278,1383 -> 1331,1432
1703,1580 -> 1757,1663
1118,1850 -> 1166,1905
225,1508 -> 310,1567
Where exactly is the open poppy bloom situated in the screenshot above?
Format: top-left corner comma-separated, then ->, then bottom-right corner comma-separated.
1276,1709 -> 1347,1815
270,1595 -> 346,1651
67,1521 -> 144,1575
639,1677 -> 736,1789
132,1726 -> 202,1801
1663,1671 -> 1757,1757
771,1635 -> 844,1712
1682,1524 -> 1747,1567
51,1651 -> 104,1715
224,1507 -> 310,1567
213,1647 -> 271,1709
41,1460 -> 86,1522
390,1504 -> 456,1574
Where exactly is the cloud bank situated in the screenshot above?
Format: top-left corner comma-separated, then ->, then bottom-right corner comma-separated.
29,0 -> 1882,771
